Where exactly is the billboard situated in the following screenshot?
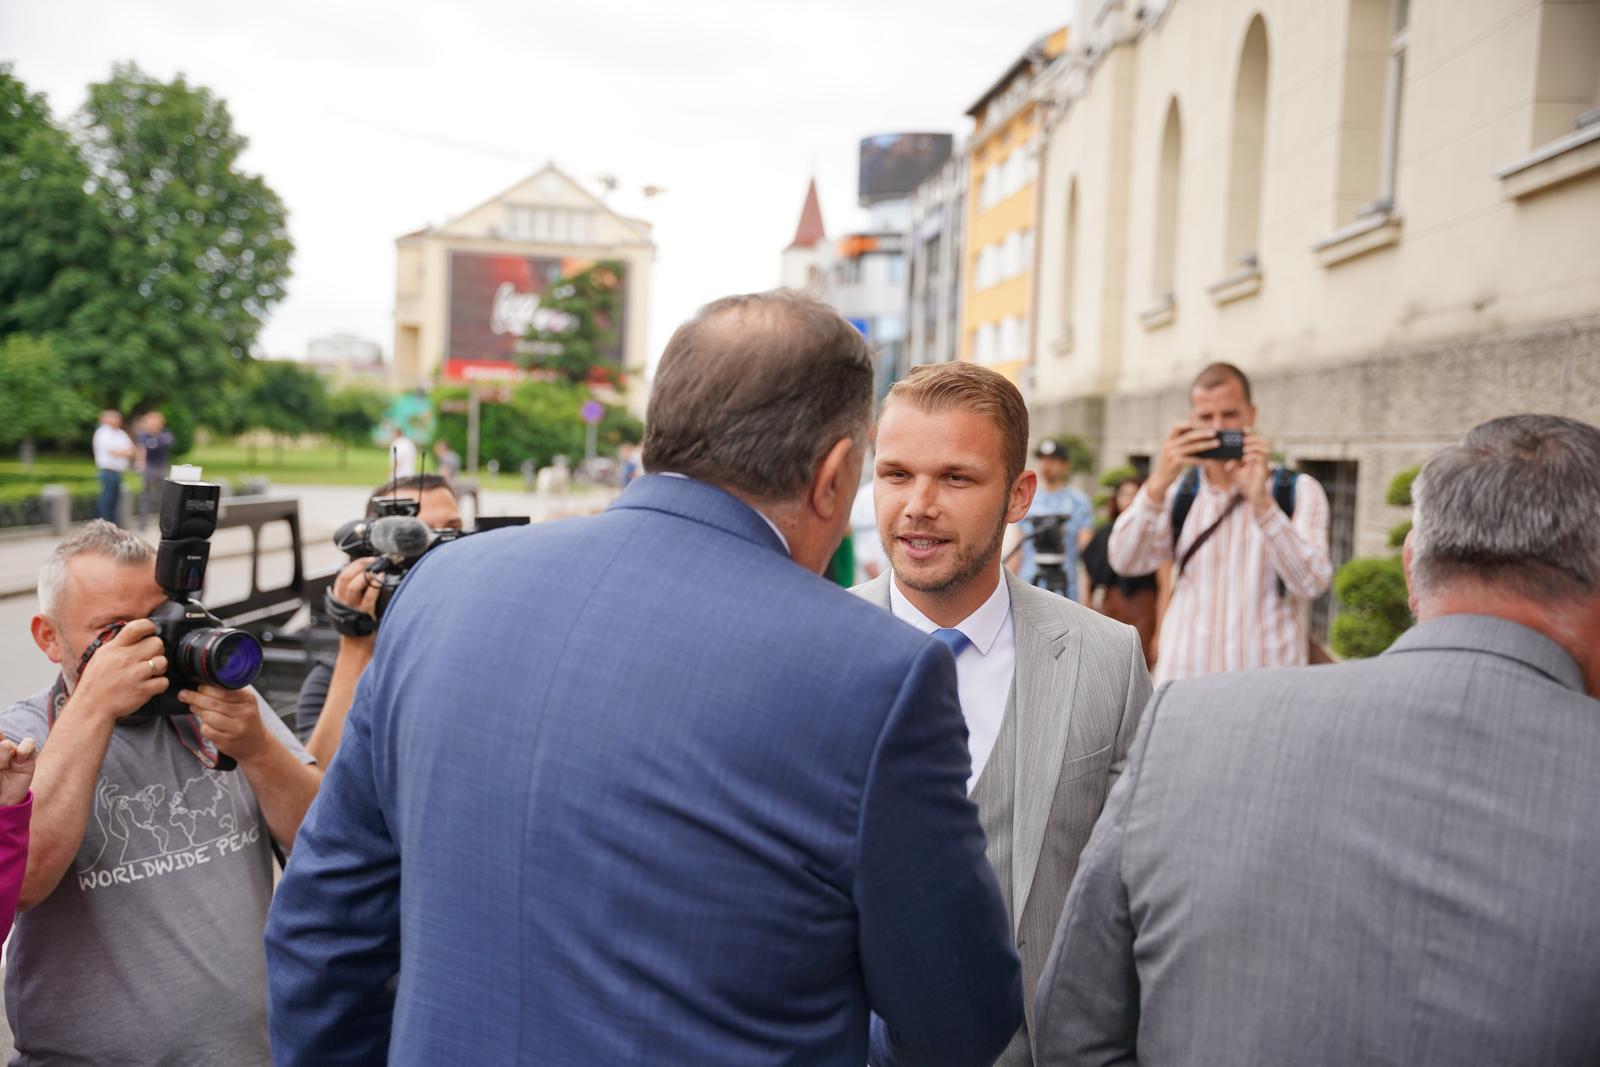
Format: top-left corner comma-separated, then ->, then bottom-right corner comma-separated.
444,251 -> 627,382
858,133 -> 954,204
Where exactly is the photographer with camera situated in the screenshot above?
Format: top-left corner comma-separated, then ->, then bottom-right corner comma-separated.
1009,438 -> 1095,601
296,474 -> 462,767
0,519 -> 319,1066
1108,362 -> 1332,684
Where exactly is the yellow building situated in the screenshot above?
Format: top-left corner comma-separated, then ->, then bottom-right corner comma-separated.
960,27 -> 1069,383
392,164 -> 655,415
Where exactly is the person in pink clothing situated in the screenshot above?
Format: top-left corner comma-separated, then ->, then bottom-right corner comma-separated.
0,732 -> 39,941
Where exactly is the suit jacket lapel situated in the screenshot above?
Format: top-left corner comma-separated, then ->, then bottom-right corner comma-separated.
1005,572 -> 1080,931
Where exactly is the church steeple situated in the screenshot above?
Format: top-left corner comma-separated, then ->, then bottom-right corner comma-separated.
786,179 -> 826,250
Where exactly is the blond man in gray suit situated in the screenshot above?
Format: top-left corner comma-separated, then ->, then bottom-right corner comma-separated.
856,363 -> 1151,1067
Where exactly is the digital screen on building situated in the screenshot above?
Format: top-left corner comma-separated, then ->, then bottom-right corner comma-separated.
858,133 -> 954,204
445,251 -> 627,382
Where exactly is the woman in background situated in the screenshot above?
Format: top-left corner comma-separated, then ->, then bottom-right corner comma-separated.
1082,477 -> 1166,668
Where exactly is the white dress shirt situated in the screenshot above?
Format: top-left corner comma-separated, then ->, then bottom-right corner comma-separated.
92,425 -> 133,472
890,571 -> 1016,792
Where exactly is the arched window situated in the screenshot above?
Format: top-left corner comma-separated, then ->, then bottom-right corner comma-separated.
1152,98 -> 1183,301
1223,15 -> 1270,272
1332,0 -> 1408,226
1061,178 -> 1079,350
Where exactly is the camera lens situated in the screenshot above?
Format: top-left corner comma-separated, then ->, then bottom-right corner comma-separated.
178,628 -> 264,690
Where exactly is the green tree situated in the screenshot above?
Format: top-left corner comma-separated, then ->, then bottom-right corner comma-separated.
326,384 -> 388,468
0,335 -> 95,465
433,379 -> 634,472
59,63 -> 293,416
0,66 -> 106,341
518,260 -> 627,387
243,360 -> 328,464
1331,465 -> 1420,658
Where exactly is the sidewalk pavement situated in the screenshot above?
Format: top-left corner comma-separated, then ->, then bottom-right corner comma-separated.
0,482 -> 618,601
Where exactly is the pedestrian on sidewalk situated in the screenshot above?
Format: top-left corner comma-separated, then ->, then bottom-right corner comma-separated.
134,411 -> 176,529
91,411 -> 135,526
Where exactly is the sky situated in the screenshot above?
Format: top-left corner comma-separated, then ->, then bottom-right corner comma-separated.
3,0 -> 1070,368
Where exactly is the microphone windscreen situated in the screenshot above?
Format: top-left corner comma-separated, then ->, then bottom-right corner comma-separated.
368,515 -> 434,560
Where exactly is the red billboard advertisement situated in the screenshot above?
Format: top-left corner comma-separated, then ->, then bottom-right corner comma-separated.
444,251 -> 627,382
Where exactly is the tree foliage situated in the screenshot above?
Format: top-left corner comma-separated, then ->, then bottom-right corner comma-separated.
64,64 -> 293,413
1331,464 -> 1422,658
0,63 -> 294,437
0,334 -> 95,448
0,66 -> 104,341
519,260 -> 627,387
433,380 -> 636,471
245,360 -> 328,440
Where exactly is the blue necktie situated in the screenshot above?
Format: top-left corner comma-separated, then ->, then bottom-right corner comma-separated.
931,627 -> 971,658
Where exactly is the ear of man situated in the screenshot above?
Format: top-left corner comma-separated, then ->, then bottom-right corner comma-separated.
807,436 -> 859,524
1007,469 -> 1039,526
30,615 -> 64,667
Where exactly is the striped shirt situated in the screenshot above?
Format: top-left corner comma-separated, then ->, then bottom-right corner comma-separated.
1108,468 -> 1332,684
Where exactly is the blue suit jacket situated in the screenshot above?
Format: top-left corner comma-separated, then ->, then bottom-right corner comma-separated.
265,475 -> 1022,1065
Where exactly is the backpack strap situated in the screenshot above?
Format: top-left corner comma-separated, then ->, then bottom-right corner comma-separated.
1168,467 -> 1202,555
1271,467 -> 1298,598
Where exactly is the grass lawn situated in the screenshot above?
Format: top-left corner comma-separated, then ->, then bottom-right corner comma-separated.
0,440 -> 534,494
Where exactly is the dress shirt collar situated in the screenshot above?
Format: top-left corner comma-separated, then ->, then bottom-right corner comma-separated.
888,568 -> 1011,655
657,472 -> 791,553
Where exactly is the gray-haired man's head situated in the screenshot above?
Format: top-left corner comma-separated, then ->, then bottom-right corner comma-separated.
32,520 -> 162,686
643,289 -> 875,504
1410,414 -> 1600,614
641,290 -> 875,574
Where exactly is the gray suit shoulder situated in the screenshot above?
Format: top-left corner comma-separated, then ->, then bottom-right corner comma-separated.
1007,576 -> 1142,653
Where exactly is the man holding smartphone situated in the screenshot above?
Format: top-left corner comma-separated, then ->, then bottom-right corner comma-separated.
1108,362 -> 1332,683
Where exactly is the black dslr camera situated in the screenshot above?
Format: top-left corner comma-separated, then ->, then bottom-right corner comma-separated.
140,475 -> 265,741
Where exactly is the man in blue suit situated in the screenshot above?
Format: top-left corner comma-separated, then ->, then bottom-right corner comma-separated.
265,290 -> 1023,1065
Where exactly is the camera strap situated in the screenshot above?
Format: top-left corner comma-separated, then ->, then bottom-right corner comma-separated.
1176,494 -> 1244,578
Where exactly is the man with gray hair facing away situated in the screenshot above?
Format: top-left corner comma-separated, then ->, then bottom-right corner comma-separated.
1035,414 -> 1600,1066
267,290 -> 1022,1066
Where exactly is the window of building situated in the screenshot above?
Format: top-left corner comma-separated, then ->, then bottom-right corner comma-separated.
887,254 -> 906,285
1531,0 -> 1600,147
1152,98 -> 1184,302
1060,178 -> 1079,351
1299,459 -> 1360,644
975,322 -> 997,363
1223,15 -> 1270,273
1375,0 -> 1409,213
999,316 -> 1018,362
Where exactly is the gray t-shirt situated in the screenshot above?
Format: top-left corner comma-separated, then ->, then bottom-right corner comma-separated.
0,688 -> 313,1066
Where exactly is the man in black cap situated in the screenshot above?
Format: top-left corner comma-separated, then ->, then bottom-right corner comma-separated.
1011,439 -> 1094,600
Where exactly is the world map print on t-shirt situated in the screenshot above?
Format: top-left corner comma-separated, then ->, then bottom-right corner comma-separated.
77,766 -> 262,888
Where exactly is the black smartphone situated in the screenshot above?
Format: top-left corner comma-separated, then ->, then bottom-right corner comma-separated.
1194,429 -> 1246,461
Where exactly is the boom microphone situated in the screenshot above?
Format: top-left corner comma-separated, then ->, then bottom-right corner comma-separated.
368,515 -> 434,561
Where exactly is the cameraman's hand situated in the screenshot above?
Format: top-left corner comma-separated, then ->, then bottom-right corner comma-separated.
180,685 -> 270,763
1234,431 -> 1275,515
331,558 -> 381,645
1148,421 -> 1220,503
67,619 -> 169,724
0,735 -> 39,807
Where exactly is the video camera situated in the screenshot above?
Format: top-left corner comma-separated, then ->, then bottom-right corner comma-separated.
325,495 -> 529,636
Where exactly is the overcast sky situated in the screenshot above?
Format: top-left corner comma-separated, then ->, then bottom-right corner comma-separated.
4,0 -> 1068,366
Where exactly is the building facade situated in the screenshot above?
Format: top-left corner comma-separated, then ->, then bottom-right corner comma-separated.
392,164 -> 655,415
1027,0 -> 1600,580
962,27 -> 1070,384
906,152 -> 969,366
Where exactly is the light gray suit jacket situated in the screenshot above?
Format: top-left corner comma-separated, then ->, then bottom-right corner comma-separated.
1035,614 -> 1600,1066
855,571 -> 1151,1066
